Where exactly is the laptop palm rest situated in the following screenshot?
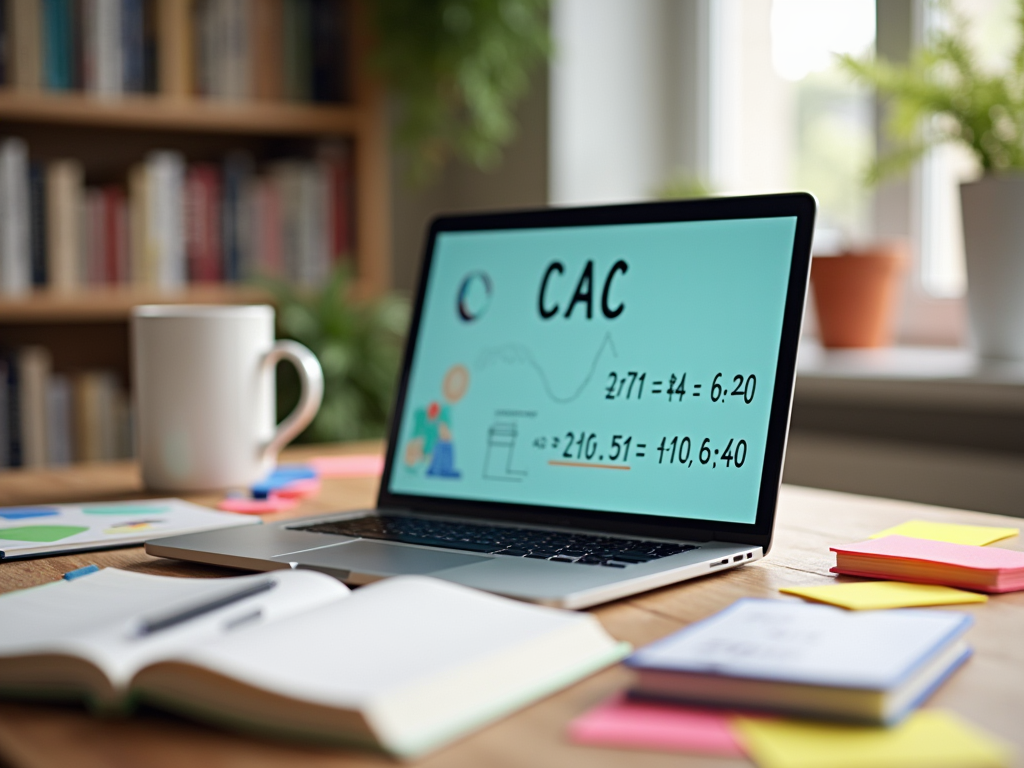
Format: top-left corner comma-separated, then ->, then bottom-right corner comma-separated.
272,540 -> 490,577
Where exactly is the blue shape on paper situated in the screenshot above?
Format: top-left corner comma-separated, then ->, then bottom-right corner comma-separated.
0,508 -> 59,520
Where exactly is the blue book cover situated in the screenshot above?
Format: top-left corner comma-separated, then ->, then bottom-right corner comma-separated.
28,163 -> 47,287
43,0 -> 73,90
628,598 -> 972,691
121,0 -> 144,92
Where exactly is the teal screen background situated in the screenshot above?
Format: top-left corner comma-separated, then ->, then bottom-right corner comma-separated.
388,217 -> 798,524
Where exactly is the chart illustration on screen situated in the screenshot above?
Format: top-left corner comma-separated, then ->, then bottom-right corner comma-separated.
403,364 -> 470,480
482,417 -> 531,482
475,333 -> 618,404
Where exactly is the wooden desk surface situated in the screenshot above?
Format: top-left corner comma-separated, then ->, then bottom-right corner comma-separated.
0,443 -> 1022,768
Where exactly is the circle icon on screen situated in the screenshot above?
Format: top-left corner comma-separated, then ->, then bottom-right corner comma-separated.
457,271 -> 493,322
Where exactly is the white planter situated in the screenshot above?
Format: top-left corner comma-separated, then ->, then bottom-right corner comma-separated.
961,173 -> 1024,360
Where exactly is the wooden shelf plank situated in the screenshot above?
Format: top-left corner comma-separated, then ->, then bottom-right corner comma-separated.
0,285 -> 275,323
0,89 -> 360,136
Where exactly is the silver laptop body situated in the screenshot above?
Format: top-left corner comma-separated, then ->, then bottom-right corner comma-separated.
149,194 -> 816,609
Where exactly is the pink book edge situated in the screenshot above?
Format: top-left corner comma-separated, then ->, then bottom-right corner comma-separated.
831,535 -> 1024,571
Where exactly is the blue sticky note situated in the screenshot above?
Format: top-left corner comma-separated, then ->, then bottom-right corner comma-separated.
251,465 -> 317,499
0,507 -> 59,520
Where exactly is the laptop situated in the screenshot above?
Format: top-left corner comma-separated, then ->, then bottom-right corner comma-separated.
148,193 -> 816,609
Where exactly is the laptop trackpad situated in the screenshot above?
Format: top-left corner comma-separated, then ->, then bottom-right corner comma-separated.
275,540 -> 490,576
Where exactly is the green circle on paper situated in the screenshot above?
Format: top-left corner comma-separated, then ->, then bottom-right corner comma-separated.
0,525 -> 89,542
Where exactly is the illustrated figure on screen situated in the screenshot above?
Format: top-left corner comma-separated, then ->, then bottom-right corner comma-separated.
404,364 -> 469,479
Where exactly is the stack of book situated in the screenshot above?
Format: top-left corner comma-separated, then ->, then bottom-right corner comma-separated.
0,136 -> 353,295
625,598 -> 972,725
1,346 -> 131,469
0,0 -> 350,103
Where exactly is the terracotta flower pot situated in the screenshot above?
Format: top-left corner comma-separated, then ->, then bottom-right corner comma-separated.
811,244 -> 906,348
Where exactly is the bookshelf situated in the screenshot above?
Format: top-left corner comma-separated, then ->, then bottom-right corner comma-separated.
0,0 -> 391,468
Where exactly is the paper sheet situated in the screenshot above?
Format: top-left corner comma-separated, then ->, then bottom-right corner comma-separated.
870,520 -> 1018,547
735,710 -> 1011,768
567,695 -> 745,756
781,581 -> 987,610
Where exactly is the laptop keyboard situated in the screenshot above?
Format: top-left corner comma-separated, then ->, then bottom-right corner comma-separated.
291,515 -> 700,567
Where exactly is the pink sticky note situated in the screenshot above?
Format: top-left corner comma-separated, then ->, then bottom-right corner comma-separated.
218,497 -> 298,515
832,535 -> 1024,571
270,478 -> 322,499
308,454 -> 385,478
567,695 -> 745,757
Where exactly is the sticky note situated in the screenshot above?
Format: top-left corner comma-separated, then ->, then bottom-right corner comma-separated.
870,520 -> 1018,547
735,710 -> 1011,768
218,497 -> 298,515
568,695 -> 744,756
781,581 -> 987,610
308,454 -> 385,478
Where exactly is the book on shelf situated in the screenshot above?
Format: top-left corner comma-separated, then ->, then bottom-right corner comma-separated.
0,568 -> 628,757
0,136 -> 31,295
0,344 -> 131,469
2,0 -> 351,104
0,136 -> 354,295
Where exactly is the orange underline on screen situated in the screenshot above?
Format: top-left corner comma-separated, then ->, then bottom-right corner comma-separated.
547,460 -> 631,470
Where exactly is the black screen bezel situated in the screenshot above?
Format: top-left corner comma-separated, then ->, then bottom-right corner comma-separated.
377,193 -> 815,552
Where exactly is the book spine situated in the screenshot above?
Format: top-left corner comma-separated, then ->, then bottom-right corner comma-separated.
141,0 -> 156,91
250,0 -> 281,100
309,0 -> 339,103
222,0 -> 248,100
0,137 -> 32,296
42,0 -> 73,90
3,351 -> 21,467
186,163 -> 221,281
17,346 -> 51,468
128,161 -> 149,285
156,0 -> 191,97
10,0 -> 43,89
72,371 -> 99,463
282,0 -> 311,102
111,183 -> 128,282
121,0 -> 142,91
0,0 -> 8,86
0,358 -> 9,468
69,0 -> 83,88
221,151 -> 252,281
46,159 -> 85,291
28,161 -> 47,286
83,186 -> 101,283
93,0 -> 122,95
45,373 -> 72,466
145,150 -> 185,290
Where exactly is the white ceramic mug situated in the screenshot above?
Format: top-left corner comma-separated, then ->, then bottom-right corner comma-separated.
131,305 -> 324,491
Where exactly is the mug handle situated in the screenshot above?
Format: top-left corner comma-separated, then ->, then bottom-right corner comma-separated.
259,340 -> 325,465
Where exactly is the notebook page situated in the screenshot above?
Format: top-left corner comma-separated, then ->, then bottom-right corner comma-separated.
169,575 -> 603,709
0,568 -> 349,692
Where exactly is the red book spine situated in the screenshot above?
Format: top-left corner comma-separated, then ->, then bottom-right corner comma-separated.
103,186 -> 123,283
186,165 -> 222,282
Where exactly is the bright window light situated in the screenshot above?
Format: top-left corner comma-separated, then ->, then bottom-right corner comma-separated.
771,0 -> 876,82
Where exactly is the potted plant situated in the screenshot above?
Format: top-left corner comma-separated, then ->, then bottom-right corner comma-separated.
260,269 -> 410,443
839,0 -> 1024,359
369,0 -> 551,181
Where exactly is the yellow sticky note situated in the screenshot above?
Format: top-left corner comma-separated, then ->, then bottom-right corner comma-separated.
780,581 -> 987,610
735,710 -> 1011,768
869,520 -> 1018,547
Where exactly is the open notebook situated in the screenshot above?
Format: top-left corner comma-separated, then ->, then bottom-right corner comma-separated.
0,569 -> 627,757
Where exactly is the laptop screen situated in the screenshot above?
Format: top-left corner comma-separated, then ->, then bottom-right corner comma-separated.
387,215 -> 799,526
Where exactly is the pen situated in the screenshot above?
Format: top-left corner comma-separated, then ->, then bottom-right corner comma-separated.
136,579 -> 277,636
